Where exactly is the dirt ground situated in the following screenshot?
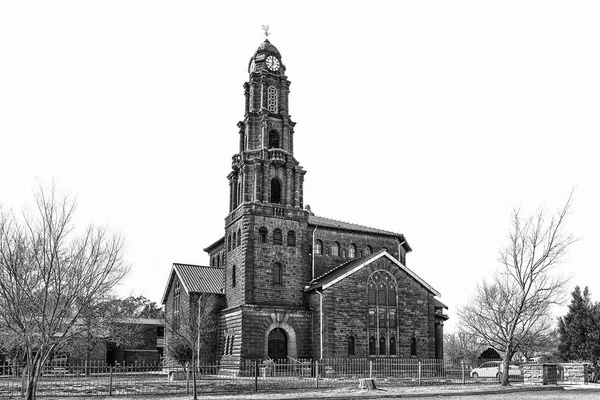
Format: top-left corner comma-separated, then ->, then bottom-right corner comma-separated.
40,383 -> 600,400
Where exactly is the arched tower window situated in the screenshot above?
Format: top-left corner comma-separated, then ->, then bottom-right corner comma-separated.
348,336 -> 355,356
273,229 -> 282,245
270,178 -> 281,204
228,235 -> 232,251
259,227 -> 268,244
216,254 -> 221,268
315,240 -> 322,255
332,242 -> 339,257
268,131 -> 279,149
237,228 -> 242,247
268,86 -> 278,113
379,336 -> 386,355
172,280 -> 181,333
287,231 -> 296,247
232,232 -> 237,249
349,244 -> 356,259
273,263 -> 282,285
231,265 -> 236,287
365,245 -> 373,255
411,337 -> 417,357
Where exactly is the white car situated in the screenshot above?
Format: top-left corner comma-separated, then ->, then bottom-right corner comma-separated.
471,361 -> 522,378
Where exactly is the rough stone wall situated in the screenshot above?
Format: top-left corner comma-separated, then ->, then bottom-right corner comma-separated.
314,255 -> 436,359
523,363 -> 558,385
310,228 -> 405,278
559,363 -> 588,384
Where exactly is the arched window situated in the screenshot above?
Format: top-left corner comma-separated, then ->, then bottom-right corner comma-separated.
232,232 -> 237,249
349,244 -> 356,259
228,235 -> 232,251
365,245 -> 372,255
273,229 -> 282,245
268,86 -> 278,113
379,336 -> 386,355
172,280 -> 181,333
249,86 -> 255,112
232,265 -> 236,287
369,336 -> 376,356
388,284 -> 397,306
348,336 -> 355,356
411,337 -> 417,357
237,228 -> 242,247
268,131 -> 279,149
216,254 -> 221,267
367,283 -> 376,305
315,240 -> 322,255
389,337 -> 397,356
287,231 -> 296,247
270,178 -> 281,204
273,263 -> 282,285
332,242 -> 339,257
368,310 -> 376,327
259,227 -> 268,244
378,284 -> 386,305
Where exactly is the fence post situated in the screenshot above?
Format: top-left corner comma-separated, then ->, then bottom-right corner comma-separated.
369,360 -> 373,379
315,360 -> 319,389
255,360 -> 258,392
418,361 -> 422,386
461,361 -> 465,384
109,366 -> 113,396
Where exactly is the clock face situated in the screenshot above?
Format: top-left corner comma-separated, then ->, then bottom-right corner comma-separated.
266,56 -> 280,71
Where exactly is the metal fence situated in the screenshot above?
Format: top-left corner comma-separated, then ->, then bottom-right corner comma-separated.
0,358 -> 538,398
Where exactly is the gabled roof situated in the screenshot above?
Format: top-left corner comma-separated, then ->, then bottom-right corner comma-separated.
161,263 -> 224,304
309,215 -> 412,252
203,237 -> 225,253
305,250 -> 439,296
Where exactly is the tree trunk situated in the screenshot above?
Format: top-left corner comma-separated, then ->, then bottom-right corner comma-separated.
25,361 -> 42,400
501,344 -> 513,386
192,352 -> 198,400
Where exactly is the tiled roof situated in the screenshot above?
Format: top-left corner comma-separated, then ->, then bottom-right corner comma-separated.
203,237 -> 224,253
305,250 -> 439,296
309,215 -> 411,251
161,263 -> 224,304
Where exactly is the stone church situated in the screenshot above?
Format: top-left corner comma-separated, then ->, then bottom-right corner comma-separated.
162,38 -> 447,366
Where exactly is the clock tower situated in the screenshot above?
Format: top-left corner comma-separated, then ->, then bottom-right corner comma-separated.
220,38 -> 313,364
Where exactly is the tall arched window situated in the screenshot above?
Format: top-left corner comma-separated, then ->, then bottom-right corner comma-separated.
379,337 -> 386,355
365,245 -> 373,255
237,228 -> 242,247
216,254 -> 221,267
273,263 -> 282,285
315,240 -> 322,255
232,232 -> 237,249
366,270 -> 398,357
332,242 -> 339,257
273,229 -> 283,245
231,265 -> 236,287
268,131 -> 279,149
287,231 -> 296,247
369,336 -> 376,356
349,244 -> 356,259
270,178 -> 281,204
389,337 -> 397,356
259,227 -> 268,244
228,235 -> 232,251
348,336 -> 355,356
411,337 -> 417,357
172,280 -> 181,333
268,86 -> 278,113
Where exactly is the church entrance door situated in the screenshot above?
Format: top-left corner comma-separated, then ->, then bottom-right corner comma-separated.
268,328 -> 287,361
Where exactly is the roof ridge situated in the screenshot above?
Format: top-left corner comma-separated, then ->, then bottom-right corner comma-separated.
310,214 -> 402,236
173,263 -> 223,269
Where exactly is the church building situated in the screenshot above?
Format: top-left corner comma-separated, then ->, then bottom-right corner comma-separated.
162,37 -> 447,366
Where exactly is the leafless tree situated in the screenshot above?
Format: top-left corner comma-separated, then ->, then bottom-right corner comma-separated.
443,330 -> 485,362
0,184 -> 128,399
165,293 -> 220,400
458,191 -> 576,386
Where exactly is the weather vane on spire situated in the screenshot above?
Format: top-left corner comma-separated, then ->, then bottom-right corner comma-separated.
261,25 -> 270,38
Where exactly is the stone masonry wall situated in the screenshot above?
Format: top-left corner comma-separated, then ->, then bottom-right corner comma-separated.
310,228 -> 405,279
315,255 -> 436,359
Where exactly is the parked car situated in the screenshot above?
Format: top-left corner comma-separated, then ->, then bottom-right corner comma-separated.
471,361 -> 522,378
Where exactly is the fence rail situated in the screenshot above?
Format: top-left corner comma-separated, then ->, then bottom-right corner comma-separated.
0,358 -> 582,398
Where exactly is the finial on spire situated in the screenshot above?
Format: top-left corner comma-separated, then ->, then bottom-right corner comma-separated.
261,25 -> 270,38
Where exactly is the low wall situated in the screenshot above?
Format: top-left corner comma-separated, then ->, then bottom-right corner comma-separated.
523,363 -> 557,385
559,363 -> 588,384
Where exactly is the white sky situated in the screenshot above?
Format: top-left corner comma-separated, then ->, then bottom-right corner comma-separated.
1,1 -> 599,333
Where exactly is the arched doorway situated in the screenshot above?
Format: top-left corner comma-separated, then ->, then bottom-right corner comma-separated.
268,328 -> 287,361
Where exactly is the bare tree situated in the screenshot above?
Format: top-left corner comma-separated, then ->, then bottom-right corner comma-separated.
0,184 -> 128,399
443,330 -> 485,362
165,293 -> 220,400
458,192 -> 576,386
